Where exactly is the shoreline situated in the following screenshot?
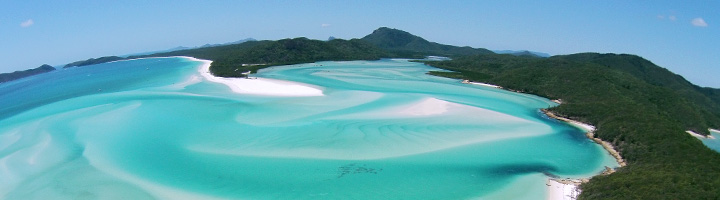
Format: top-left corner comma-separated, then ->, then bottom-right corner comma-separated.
186,57 -> 325,97
541,109 -> 626,167
431,75 -> 627,200
711,129 -> 720,139
540,108 -> 626,200
102,56 -> 326,97
461,79 -> 502,88
687,130 -> 717,139
546,179 -> 583,200
129,58 -> 623,199
191,60 -> 622,199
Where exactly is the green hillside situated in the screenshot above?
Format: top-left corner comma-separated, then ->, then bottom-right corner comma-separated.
0,64 -> 55,84
424,53 -> 720,199
561,53 -> 720,133
56,37 -> 386,78
361,27 -> 494,58
134,38 -> 386,77
58,27 -> 490,78
64,56 -> 125,68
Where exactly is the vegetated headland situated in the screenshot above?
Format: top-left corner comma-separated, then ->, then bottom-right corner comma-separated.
0,64 -> 55,84
422,52 -> 720,199
9,27 -> 720,199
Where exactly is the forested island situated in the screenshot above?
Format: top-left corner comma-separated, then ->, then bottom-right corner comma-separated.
64,56 -> 125,68
6,27 -> 720,199
0,64 -> 55,84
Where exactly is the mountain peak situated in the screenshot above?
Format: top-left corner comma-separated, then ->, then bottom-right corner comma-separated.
39,64 -> 54,69
493,50 -> 551,57
362,27 -> 429,49
362,27 -> 493,57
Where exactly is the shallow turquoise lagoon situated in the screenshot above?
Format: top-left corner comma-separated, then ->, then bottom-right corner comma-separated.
0,57 -> 618,199
698,130 -> 720,152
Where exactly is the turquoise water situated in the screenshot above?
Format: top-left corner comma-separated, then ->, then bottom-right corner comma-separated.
0,57 -> 618,199
699,130 -> 720,152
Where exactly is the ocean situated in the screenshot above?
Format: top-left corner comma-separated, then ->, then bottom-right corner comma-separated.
0,57 -> 618,199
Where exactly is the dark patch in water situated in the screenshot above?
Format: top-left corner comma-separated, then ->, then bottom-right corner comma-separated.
337,163 -> 382,178
487,163 -> 559,177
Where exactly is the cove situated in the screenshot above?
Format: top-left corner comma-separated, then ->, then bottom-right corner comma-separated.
0,57 -> 618,199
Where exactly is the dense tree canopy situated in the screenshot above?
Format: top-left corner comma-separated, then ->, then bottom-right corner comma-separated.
361,27 -> 494,58
64,56 -> 125,68
135,38 -> 386,77
0,64 -> 55,83
424,53 -> 720,199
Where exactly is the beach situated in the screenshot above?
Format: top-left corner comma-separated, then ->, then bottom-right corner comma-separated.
462,79 -> 502,88
193,58 -> 619,200
0,57 -> 621,199
546,179 -> 582,200
542,109 -> 625,166
540,108 -> 626,200
189,57 -> 324,96
194,59 -> 622,199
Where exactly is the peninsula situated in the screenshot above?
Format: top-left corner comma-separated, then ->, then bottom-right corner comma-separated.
0,64 -> 55,84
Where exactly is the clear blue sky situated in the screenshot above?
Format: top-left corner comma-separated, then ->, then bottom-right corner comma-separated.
2,0 -> 718,87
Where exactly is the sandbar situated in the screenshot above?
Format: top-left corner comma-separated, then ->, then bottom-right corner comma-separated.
186,57 -> 324,97
462,80 -> 502,88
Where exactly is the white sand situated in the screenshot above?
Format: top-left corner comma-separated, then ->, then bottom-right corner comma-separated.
396,98 -> 450,116
547,179 -> 580,200
462,80 -> 501,88
0,132 -> 64,196
686,130 -> 716,139
378,97 -> 530,123
186,56 -> 324,97
169,75 -> 202,89
566,120 -> 596,132
543,110 -> 626,167
470,82 -> 501,88
190,97 -> 548,160
84,145 -> 225,200
687,130 -> 707,138
544,111 -> 596,132
26,133 -> 51,165
97,56 -> 325,96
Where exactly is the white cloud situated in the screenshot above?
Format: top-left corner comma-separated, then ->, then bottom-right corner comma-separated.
691,17 -> 708,27
20,19 -> 34,27
321,23 -> 331,28
657,15 -> 665,19
668,15 -> 677,21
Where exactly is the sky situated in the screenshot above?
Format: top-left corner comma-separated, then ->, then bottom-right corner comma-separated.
1,0 -> 719,87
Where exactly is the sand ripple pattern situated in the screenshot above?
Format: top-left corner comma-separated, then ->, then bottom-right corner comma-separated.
0,58 -> 617,199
